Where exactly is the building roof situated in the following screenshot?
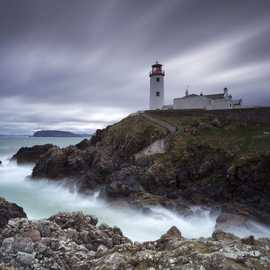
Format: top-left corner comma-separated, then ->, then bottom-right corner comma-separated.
175,92 -> 227,101
205,93 -> 224,100
174,94 -> 199,100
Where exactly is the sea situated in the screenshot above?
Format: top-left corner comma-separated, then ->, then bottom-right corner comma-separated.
0,136 -> 269,241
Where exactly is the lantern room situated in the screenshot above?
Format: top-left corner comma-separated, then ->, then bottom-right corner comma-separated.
149,61 -> 165,77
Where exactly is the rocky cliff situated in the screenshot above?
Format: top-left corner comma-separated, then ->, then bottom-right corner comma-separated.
11,144 -> 55,164
12,109 -> 270,226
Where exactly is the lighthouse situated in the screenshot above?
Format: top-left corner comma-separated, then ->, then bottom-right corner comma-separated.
149,61 -> 165,110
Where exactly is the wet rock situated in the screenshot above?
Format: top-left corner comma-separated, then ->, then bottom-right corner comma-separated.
10,112 -> 268,228
212,230 -> 239,241
0,197 -> 27,229
241,235 -> 256,245
11,144 -> 56,164
49,212 -> 98,229
155,226 -> 183,250
32,146 -> 95,179
105,167 -> 144,198
0,204 -> 269,270
160,226 -> 182,241
215,213 -> 249,231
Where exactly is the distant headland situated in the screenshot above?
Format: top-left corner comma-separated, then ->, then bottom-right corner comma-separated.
32,130 -> 90,138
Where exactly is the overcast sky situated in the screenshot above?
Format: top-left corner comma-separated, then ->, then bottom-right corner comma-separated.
0,0 -> 270,134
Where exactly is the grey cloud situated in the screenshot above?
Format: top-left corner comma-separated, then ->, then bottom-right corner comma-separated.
0,0 -> 270,134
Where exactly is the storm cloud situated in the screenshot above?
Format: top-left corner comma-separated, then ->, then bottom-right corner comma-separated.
0,0 -> 270,134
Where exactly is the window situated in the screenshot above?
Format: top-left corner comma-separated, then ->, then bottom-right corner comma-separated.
156,77 -> 160,82
156,91 -> 160,97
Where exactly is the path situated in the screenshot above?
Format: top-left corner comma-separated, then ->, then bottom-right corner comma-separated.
140,112 -> 177,134
134,111 -> 177,160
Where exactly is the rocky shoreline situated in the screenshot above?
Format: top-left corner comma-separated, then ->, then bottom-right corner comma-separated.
3,110 -> 270,268
11,112 -> 270,228
0,197 -> 270,269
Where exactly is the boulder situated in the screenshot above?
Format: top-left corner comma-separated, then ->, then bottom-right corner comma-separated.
23,229 -> 41,242
241,235 -> 256,245
32,146 -> 95,179
0,197 -> 27,229
49,212 -> 98,230
215,212 -> 249,231
160,226 -> 182,241
212,230 -> 238,241
155,226 -> 182,250
11,144 -> 55,164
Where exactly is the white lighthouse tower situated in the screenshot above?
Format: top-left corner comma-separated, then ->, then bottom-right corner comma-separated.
149,61 -> 165,110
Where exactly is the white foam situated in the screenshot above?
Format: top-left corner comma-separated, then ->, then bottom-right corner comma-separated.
0,156 -> 269,241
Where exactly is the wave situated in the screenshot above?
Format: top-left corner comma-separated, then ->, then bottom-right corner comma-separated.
0,156 -> 269,241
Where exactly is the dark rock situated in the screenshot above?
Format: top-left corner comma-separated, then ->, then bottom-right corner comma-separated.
23,229 -> 41,242
226,154 -> 270,215
241,235 -> 256,245
160,226 -> 182,241
0,201 -> 269,270
215,212 -> 249,232
32,146 -> 95,179
155,226 -> 182,250
105,167 -> 144,198
212,230 -> 239,241
0,197 -> 27,229
106,179 -> 143,197
129,192 -> 171,208
12,144 -> 55,164
49,212 -> 98,230
75,139 -> 91,150
20,112 -> 270,225
90,128 -> 106,145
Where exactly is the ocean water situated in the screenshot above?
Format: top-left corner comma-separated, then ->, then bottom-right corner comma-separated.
0,136 -> 269,241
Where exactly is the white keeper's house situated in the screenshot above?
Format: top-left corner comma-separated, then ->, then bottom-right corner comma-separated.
149,61 -> 242,110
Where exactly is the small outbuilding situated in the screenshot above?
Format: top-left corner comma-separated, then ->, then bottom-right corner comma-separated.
173,88 -> 242,110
